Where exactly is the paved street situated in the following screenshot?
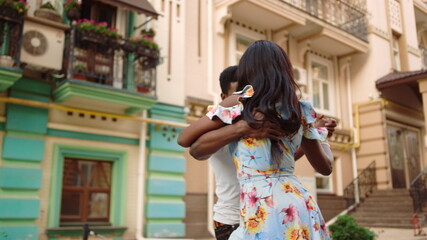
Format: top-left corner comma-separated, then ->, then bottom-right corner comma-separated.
371,228 -> 427,240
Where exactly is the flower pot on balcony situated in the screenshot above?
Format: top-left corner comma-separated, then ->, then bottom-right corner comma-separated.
0,6 -> 22,22
66,9 -> 80,21
34,8 -> 62,22
77,31 -> 107,45
122,42 -> 136,53
73,72 -> 86,80
108,38 -> 122,50
0,55 -> 14,68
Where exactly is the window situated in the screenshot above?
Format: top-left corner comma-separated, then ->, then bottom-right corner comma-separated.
81,0 -> 117,27
228,23 -> 264,66
235,34 -> 255,64
315,173 -> 333,193
392,34 -> 401,71
308,55 -> 334,114
60,158 -> 112,225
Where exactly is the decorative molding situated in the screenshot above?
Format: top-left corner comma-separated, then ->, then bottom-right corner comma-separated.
53,79 -> 157,113
297,40 -> 311,64
408,45 -> 421,57
229,19 -> 265,35
0,67 -> 22,92
367,25 -> 390,41
329,128 -> 353,146
185,97 -> 213,120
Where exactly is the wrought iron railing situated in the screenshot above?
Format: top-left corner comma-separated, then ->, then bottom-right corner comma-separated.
409,167 -> 427,212
280,0 -> 368,42
0,5 -> 24,68
420,45 -> 427,70
65,25 -> 159,95
343,161 -> 377,207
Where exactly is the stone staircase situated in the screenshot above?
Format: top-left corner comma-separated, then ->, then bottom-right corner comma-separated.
317,194 -> 348,221
349,189 -> 417,228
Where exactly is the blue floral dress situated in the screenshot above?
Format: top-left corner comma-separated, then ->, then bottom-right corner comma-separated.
207,86 -> 330,240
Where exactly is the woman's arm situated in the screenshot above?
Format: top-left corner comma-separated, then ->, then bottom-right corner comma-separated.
177,95 -> 242,148
301,136 -> 334,176
190,119 -> 283,160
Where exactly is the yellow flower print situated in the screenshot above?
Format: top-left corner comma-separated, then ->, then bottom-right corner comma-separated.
306,196 -> 316,211
240,205 -> 246,221
293,186 -> 304,199
285,224 -> 311,240
233,156 -> 240,172
286,224 -> 302,240
242,137 -> 258,149
301,225 -> 311,239
256,206 -> 269,221
282,182 -> 294,193
245,214 -> 265,234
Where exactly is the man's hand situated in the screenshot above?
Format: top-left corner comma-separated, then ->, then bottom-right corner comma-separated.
314,115 -> 337,137
235,119 -> 284,141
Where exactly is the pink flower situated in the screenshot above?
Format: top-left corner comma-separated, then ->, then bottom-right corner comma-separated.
265,196 -> 275,208
230,109 -> 240,119
240,188 -> 245,202
310,110 -> 316,118
248,188 -> 260,208
220,109 -> 231,120
320,220 -> 327,232
280,204 -> 299,224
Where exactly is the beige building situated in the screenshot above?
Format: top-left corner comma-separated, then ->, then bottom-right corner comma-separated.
147,0 -> 427,237
0,0 -> 426,239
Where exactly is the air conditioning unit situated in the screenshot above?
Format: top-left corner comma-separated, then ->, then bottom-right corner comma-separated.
293,67 -> 307,86
20,19 -> 65,71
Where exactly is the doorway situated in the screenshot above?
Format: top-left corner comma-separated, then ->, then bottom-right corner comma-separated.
386,122 -> 422,189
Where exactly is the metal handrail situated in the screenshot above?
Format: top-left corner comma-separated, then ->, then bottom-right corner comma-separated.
279,0 -> 368,42
409,166 -> 427,212
343,161 -> 377,207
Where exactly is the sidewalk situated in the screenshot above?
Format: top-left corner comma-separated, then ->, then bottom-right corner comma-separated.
370,227 -> 427,240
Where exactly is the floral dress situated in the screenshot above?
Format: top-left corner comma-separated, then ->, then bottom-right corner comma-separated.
207,86 -> 330,240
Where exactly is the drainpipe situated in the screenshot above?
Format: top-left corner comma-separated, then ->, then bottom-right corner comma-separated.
206,0 -> 218,237
136,110 -> 148,240
345,61 -> 360,205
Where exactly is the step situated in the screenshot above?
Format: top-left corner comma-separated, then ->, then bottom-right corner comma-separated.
353,216 -> 413,224
358,201 -> 413,208
358,222 -> 413,229
366,195 -> 412,201
370,189 -> 410,196
351,211 -> 416,218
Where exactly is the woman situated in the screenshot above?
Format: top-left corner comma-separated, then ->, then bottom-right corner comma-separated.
178,40 -> 332,239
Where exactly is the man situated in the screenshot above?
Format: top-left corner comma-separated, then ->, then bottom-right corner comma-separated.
189,66 -> 336,240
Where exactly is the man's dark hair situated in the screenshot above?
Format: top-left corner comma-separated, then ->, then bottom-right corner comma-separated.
219,65 -> 238,94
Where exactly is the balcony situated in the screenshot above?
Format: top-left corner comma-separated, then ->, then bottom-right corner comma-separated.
0,3 -> 24,90
53,21 -> 159,114
217,0 -> 368,56
280,0 -> 368,42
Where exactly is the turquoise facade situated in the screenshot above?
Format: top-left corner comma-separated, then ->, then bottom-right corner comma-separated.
145,103 -> 187,238
0,78 -> 50,240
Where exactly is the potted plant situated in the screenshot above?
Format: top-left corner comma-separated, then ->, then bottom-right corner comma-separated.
63,0 -> 81,21
128,34 -> 159,57
34,1 -> 61,22
0,0 -> 29,20
76,19 -> 122,46
0,55 -> 14,68
73,62 -> 86,80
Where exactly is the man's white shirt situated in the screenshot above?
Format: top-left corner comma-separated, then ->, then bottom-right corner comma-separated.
209,145 -> 240,225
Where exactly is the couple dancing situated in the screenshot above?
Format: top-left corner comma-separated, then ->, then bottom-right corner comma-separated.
178,40 -> 334,240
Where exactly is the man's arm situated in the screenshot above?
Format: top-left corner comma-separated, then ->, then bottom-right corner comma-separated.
190,120 -> 283,160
